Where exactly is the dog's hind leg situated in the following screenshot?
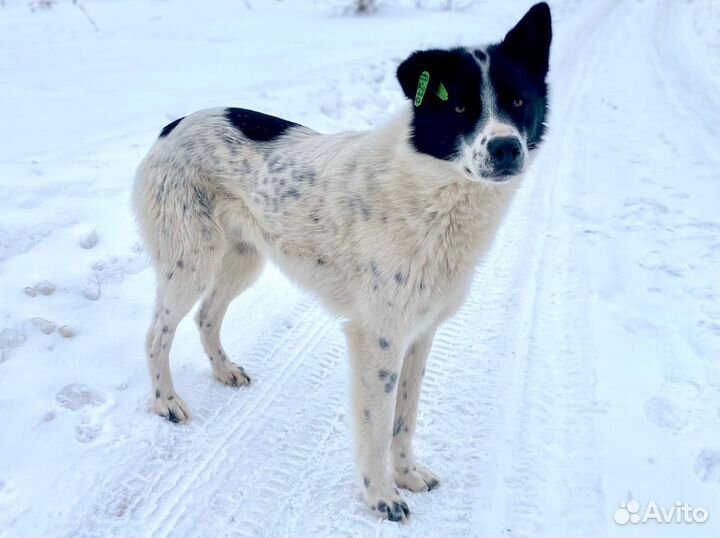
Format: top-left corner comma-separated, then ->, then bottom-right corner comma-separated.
194,242 -> 265,386
391,328 -> 440,492
345,320 -> 410,522
145,253 -> 219,423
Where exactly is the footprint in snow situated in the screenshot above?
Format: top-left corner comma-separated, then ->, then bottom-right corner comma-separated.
0,327 -> 26,362
643,380 -> 701,434
56,383 -> 105,411
75,420 -> 102,444
694,449 -> 720,483
56,384 -> 106,443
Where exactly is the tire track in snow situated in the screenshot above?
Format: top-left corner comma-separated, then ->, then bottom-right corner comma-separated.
475,3 -> 622,535
66,298 -> 338,538
652,0 -> 720,145
159,327 -> 349,538
651,1 -> 720,167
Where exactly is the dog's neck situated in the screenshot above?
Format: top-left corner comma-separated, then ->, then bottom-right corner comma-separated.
370,107 -> 522,273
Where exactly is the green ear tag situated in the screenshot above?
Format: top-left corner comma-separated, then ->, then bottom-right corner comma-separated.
436,82 -> 449,101
414,71 -> 430,107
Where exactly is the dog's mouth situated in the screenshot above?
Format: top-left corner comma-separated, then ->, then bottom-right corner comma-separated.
487,169 -> 521,182
463,166 -> 520,184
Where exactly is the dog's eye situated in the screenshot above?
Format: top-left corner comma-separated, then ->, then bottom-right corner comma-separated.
454,105 -> 466,113
513,98 -> 524,107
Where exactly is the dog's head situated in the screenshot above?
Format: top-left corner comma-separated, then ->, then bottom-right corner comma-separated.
397,2 -> 551,183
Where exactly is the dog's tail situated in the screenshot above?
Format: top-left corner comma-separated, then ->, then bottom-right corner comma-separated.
132,121 -> 225,291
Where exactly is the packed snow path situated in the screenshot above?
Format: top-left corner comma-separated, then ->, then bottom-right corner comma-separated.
1,1 -> 718,537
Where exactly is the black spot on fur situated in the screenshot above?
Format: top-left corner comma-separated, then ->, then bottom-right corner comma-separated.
385,373 -> 399,393
167,410 -> 180,423
379,337 -> 390,349
378,369 -> 389,380
225,107 -> 301,142
193,186 -> 215,220
236,241 -> 254,255
348,194 -> 371,220
364,408 -> 371,420
364,476 -> 370,488
292,168 -> 316,184
167,395 -> 174,401
393,416 -> 405,436
155,389 -> 160,398
162,325 -> 169,333
394,272 -> 406,285
317,258 -> 325,265
283,188 -> 301,200
267,154 -> 286,174
158,116 -> 185,138
176,260 -> 184,268
473,49 -> 487,61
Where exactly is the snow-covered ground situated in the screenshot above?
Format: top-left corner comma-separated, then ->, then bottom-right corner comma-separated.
1,0 -> 719,536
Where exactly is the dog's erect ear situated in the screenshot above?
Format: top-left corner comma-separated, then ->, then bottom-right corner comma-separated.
396,49 -> 461,107
501,2 -> 552,78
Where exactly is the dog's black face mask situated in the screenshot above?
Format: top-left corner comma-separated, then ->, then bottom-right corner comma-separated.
396,2 -> 552,182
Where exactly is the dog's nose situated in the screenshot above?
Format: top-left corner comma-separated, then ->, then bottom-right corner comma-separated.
487,136 -> 522,174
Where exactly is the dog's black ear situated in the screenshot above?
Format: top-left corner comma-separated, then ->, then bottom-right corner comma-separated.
501,2 -> 552,78
396,49 -> 456,106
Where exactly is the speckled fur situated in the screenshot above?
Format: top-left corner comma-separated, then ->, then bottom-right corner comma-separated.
133,103 -> 530,517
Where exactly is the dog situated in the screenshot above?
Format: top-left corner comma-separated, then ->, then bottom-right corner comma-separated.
133,2 -> 551,522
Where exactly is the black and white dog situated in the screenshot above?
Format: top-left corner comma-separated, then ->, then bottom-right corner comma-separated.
133,2 -> 551,522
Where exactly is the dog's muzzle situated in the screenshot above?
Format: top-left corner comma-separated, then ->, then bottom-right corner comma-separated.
487,136 -> 524,177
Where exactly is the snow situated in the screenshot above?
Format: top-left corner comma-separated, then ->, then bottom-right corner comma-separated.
1,0 -> 719,536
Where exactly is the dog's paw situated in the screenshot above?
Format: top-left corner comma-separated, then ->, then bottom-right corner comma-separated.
213,362 -> 251,387
365,487 -> 410,522
395,463 -> 440,493
152,392 -> 191,423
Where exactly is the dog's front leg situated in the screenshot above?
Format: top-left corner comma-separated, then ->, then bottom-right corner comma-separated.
345,320 -> 410,522
392,328 -> 440,492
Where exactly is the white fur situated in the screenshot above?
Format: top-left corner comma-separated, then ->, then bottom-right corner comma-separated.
133,104 -> 525,520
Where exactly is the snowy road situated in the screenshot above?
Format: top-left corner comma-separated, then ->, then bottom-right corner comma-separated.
1,1 -> 719,537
